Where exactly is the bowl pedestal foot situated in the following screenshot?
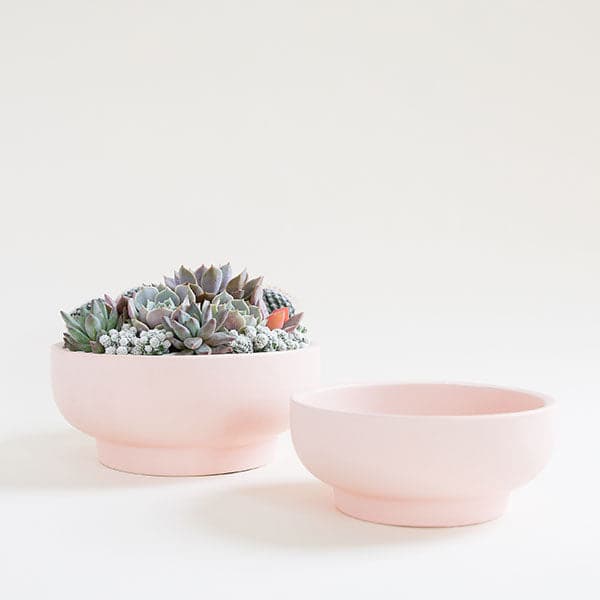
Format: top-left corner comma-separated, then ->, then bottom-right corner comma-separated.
333,489 -> 509,527
96,438 -> 278,476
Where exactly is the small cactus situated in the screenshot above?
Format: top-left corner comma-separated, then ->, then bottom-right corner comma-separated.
99,324 -> 173,355
263,288 -> 296,317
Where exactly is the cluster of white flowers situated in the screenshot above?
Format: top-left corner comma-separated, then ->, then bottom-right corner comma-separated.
98,324 -> 173,356
230,324 -> 309,354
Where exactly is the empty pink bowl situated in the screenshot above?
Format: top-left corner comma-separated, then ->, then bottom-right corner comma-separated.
291,383 -> 555,527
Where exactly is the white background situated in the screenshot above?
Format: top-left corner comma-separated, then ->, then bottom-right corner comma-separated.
0,1 -> 598,598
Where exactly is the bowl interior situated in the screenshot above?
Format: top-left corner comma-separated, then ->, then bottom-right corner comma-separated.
295,384 -> 549,416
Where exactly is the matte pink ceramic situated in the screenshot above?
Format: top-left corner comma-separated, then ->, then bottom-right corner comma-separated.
51,344 -> 320,476
291,383 -> 555,527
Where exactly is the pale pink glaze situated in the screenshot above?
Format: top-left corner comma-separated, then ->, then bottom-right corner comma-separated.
291,383 -> 555,527
51,344 -> 320,476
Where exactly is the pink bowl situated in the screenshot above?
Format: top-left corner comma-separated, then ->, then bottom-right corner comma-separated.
291,383 -> 555,527
51,344 -> 320,476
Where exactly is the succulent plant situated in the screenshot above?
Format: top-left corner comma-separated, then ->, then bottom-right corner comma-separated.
231,333 -> 254,354
232,323 -> 310,353
162,298 -> 236,355
127,285 -> 195,330
61,299 -> 120,353
211,291 -> 264,331
59,262 -> 309,356
164,264 -> 266,312
69,298 -> 103,318
266,307 -> 304,332
263,288 -> 296,317
99,324 -> 173,355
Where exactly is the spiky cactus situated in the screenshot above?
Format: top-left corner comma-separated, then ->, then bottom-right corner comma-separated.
263,288 -> 296,317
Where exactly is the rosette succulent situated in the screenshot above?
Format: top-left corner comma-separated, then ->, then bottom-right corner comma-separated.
61,299 -> 120,353
211,291 -> 264,331
162,298 -> 237,355
164,264 -> 266,312
127,285 -> 194,330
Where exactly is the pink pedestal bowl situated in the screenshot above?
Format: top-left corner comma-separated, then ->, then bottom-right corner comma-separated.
291,383 -> 555,527
51,344 -> 320,476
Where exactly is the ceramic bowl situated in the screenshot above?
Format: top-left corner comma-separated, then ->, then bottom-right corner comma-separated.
51,344 -> 320,476
291,383 -> 555,527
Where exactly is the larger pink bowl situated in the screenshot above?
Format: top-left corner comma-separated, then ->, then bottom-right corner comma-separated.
51,344 -> 320,476
291,383 -> 555,527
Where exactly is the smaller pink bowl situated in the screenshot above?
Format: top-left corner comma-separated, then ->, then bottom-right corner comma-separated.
291,383 -> 555,527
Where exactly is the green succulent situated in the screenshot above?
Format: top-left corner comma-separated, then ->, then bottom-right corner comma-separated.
61,299 -> 120,353
210,291 -> 264,331
163,298 -> 236,355
127,285 -> 195,330
164,264 -> 266,310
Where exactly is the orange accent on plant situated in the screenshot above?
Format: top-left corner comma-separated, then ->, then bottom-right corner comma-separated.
266,307 -> 289,330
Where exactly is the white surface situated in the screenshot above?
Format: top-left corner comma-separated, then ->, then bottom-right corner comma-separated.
0,1 -> 599,598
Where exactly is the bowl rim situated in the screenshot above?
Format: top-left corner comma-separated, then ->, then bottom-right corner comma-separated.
51,342 -> 319,360
291,381 -> 555,419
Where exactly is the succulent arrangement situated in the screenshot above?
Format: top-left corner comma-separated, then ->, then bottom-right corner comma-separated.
60,264 -> 309,356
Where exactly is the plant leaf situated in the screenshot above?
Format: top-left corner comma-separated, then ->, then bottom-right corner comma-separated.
60,311 -> 84,333
198,318 -> 216,339
183,337 -> 205,350
89,340 -> 105,354
194,343 -> 211,355
67,327 -> 89,344
211,345 -> 233,355
107,308 -> 119,330
223,311 -> 245,331
214,308 -> 230,330
201,301 -> 211,324
194,265 -> 207,284
164,276 -> 176,289
170,320 -> 191,342
177,266 -> 197,285
84,314 -> 101,339
170,338 -> 184,350
187,316 -> 200,337
282,312 -> 303,332
146,308 -> 173,328
155,288 -> 179,305
244,276 -> 263,297
132,318 -> 149,331
134,286 -> 159,309
92,299 -> 108,322
201,265 -> 223,295
226,269 -> 248,297
207,332 -> 237,345
219,263 -> 232,292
